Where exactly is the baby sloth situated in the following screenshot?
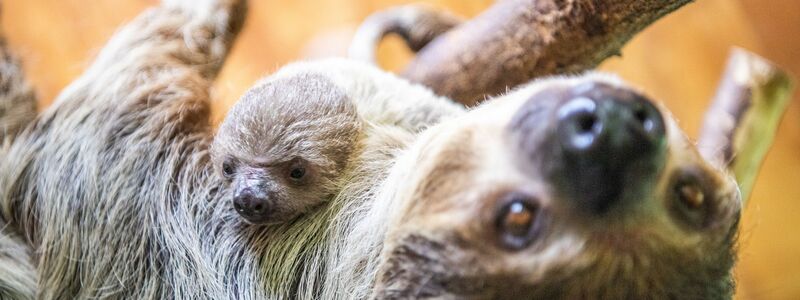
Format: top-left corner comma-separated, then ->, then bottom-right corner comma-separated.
211,59 -> 461,224
211,73 -> 361,224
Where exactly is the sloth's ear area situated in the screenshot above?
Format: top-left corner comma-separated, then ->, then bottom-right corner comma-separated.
697,48 -> 794,204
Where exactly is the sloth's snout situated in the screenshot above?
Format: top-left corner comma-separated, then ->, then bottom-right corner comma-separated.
553,83 -> 667,214
511,82 -> 668,215
233,186 -> 272,223
556,85 -> 665,157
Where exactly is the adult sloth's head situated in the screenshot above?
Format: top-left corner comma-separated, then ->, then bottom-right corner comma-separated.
371,74 -> 742,299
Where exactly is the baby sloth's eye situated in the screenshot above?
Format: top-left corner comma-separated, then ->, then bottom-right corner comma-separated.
287,158 -> 308,181
495,192 -> 543,250
289,167 -> 306,180
221,159 -> 236,178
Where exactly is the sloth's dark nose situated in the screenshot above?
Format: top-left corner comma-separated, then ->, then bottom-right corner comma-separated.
553,83 -> 667,214
557,86 -> 665,156
232,188 -> 271,223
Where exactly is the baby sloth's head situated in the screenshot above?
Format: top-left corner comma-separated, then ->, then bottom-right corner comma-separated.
373,74 -> 743,298
211,74 -> 361,224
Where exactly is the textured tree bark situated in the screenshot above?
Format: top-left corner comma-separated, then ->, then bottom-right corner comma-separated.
349,4 -> 463,64
401,0 -> 693,106
698,48 -> 794,204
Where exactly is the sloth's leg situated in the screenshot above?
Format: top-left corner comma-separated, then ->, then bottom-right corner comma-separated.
85,0 -> 247,83
44,0 -> 248,135
0,2 -> 249,298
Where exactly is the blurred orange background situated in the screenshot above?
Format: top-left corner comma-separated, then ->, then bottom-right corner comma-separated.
3,0 -> 798,298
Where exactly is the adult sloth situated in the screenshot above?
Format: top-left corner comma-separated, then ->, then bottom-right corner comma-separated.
0,0 -> 781,299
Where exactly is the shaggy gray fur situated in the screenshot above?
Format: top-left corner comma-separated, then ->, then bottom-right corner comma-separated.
0,19 -> 38,300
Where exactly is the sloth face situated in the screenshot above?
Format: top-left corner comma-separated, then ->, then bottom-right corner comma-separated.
374,74 -> 741,299
211,74 -> 361,224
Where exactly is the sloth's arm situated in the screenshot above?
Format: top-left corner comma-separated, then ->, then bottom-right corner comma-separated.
0,3 -> 248,298
88,0 -> 247,82
47,0 -> 247,135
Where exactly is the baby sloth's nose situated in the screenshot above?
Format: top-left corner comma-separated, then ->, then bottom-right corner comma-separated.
233,188 -> 271,223
552,83 -> 667,214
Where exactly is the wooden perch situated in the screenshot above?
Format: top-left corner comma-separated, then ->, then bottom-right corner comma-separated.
396,0 -> 693,106
698,48 -> 795,204
349,4 -> 462,64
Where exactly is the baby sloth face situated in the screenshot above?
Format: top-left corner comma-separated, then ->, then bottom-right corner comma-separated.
374,74 -> 742,299
211,74 -> 360,224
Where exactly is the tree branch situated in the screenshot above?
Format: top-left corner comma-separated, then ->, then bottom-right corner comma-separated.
698,48 -> 795,204
401,0 -> 692,106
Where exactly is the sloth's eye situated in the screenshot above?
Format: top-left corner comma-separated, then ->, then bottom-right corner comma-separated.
222,159 -> 236,177
678,182 -> 705,209
669,169 -> 711,229
287,158 -> 309,182
503,202 -> 535,235
289,167 -> 306,180
496,193 -> 542,250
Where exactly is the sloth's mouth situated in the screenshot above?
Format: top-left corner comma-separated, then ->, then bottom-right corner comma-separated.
585,228 -> 651,254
